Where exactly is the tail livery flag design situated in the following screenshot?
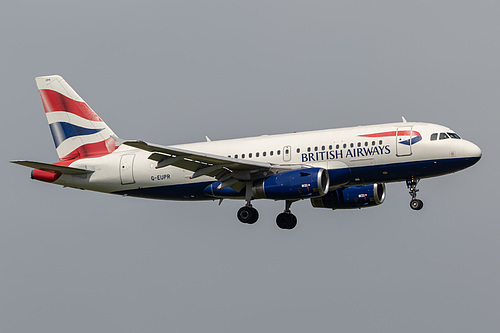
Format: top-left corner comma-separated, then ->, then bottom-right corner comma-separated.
36,75 -> 117,161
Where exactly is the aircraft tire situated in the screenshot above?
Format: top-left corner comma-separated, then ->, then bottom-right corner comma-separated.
237,206 -> 259,224
410,199 -> 424,211
276,212 -> 297,230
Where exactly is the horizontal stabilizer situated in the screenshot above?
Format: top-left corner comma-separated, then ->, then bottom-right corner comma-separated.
11,160 -> 94,175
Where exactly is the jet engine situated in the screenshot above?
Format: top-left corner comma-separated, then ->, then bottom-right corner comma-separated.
311,183 -> 386,209
204,168 -> 330,200
252,167 -> 330,200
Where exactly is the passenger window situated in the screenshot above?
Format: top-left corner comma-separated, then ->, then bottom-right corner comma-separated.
336,144 -> 340,149
242,154 -> 245,158
277,150 -> 281,155
263,152 -> 266,157
430,133 -> 438,141
379,140 -> 383,145
249,153 -> 252,158
343,143 -> 347,148
321,145 -> 325,151
357,142 -> 361,147
307,147 -> 311,152
372,141 -> 375,146
235,154 -> 238,159
365,142 -> 368,146
256,152 -> 260,157
314,146 -> 318,151
350,143 -> 354,148
296,148 -> 300,153
270,151 -> 273,156
329,145 -> 332,150
439,133 -> 449,140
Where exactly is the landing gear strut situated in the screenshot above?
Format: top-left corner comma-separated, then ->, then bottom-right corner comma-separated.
406,178 -> 424,211
237,183 -> 259,224
276,200 -> 298,230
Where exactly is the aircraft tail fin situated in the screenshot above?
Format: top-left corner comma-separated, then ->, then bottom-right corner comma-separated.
36,75 -> 118,161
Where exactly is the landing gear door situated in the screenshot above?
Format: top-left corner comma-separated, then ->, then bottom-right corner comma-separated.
396,127 -> 412,157
283,145 -> 292,162
120,154 -> 136,185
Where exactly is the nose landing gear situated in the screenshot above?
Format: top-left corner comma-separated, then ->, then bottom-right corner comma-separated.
407,178 -> 424,210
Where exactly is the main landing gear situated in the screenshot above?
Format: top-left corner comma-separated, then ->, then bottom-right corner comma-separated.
237,186 -> 259,224
236,200 -> 298,230
237,204 -> 259,224
276,200 -> 298,230
406,178 -> 424,211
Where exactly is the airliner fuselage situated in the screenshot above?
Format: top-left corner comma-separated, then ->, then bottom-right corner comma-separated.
12,76 -> 482,229
59,122 -> 480,198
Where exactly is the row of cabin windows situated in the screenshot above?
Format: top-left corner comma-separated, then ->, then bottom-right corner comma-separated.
299,140 -> 383,153
430,132 -> 461,141
228,140 -> 384,159
230,150 -> 282,159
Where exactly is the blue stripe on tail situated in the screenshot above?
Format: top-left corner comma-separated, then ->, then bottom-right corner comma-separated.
49,122 -> 104,147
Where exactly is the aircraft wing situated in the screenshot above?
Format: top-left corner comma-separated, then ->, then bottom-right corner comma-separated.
123,141 -> 302,186
11,160 -> 94,175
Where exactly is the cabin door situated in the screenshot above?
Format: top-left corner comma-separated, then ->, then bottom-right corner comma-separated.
120,154 -> 136,185
396,127 -> 413,156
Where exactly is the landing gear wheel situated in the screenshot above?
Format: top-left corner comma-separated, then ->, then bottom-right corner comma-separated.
410,199 -> 424,211
276,212 -> 297,230
237,206 -> 259,224
406,178 -> 424,211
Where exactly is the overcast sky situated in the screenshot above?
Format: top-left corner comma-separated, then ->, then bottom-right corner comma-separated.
1,1 -> 499,332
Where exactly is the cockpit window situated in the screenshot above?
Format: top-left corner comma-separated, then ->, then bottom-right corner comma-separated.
430,133 -> 438,141
439,133 -> 450,140
447,132 -> 461,139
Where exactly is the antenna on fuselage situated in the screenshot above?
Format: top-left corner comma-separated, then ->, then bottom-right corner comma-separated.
402,116 -> 408,123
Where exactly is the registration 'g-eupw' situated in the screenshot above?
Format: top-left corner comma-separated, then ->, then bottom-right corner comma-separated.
12,75 -> 482,229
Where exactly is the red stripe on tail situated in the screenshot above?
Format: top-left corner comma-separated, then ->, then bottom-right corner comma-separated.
39,89 -> 102,122
59,137 -> 117,161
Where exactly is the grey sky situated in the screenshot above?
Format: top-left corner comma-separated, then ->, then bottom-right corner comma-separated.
1,1 -> 499,332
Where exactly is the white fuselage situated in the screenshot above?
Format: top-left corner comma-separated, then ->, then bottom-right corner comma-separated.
53,121 -> 481,201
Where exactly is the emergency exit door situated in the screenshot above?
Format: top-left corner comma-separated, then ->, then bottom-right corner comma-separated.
283,145 -> 292,162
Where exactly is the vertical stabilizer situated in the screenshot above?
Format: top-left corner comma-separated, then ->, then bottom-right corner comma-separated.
36,75 -> 118,161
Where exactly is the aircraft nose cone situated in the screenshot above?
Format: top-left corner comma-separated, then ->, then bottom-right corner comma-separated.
463,141 -> 482,167
464,141 -> 482,159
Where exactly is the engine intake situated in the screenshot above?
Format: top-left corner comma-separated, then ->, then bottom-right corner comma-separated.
311,183 -> 386,209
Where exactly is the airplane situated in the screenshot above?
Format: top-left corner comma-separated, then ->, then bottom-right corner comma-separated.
11,75 -> 482,229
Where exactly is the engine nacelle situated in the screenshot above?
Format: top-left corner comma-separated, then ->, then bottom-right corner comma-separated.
311,183 -> 386,209
253,168 -> 330,200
